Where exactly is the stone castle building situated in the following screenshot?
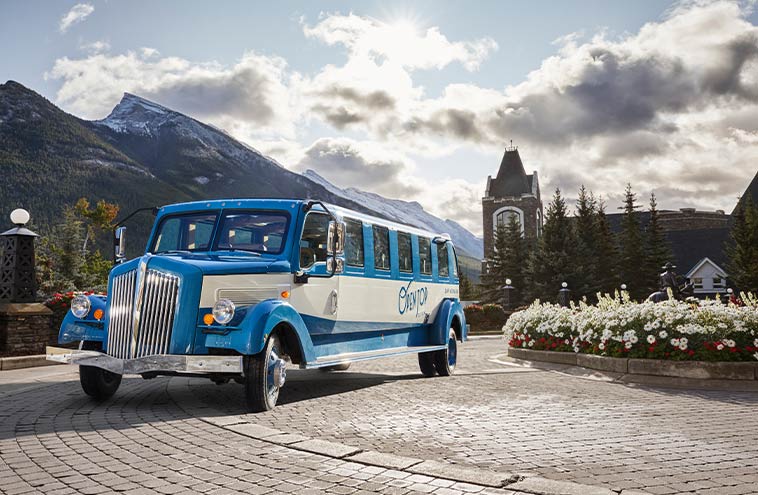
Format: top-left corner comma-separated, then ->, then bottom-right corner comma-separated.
482,146 -> 543,270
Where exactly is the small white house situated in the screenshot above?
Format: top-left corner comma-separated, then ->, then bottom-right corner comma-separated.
686,257 -> 728,296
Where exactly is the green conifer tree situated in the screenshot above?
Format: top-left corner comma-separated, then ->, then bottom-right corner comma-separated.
726,198 -> 758,293
644,192 -> 673,295
618,184 -> 647,300
594,200 -> 621,296
526,188 -> 578,303
573,185 -> 599,300
481,222 -> 510,303
500,215 -> 527,306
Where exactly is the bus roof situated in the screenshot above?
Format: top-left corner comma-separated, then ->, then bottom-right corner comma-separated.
158,198 -> 453,244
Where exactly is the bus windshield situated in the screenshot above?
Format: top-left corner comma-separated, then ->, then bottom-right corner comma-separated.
151,211 -> 289,254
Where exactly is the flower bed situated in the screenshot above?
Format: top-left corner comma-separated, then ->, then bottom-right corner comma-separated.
504,293 -> 758,362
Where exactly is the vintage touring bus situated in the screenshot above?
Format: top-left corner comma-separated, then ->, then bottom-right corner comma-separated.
47,199 -> 467,411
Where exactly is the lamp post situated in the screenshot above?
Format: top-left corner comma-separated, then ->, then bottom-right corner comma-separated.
558,281 -> 570,307
0,209 -> 39,303
501,278 -> 514,311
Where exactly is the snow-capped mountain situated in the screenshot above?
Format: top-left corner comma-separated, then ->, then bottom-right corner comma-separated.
304,170 -> 483,258
0,81 -> 483,265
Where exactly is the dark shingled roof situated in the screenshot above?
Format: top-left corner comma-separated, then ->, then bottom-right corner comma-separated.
489,149 -> 531,197
605,212 -> 732,275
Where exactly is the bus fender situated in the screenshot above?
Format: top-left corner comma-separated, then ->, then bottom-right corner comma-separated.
232,300 -> 316,361
431,299 -> 468,345
59,295 -> 107,345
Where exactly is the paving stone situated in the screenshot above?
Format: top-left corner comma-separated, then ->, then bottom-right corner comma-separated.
290,439 -> 362,458
346,451 -> 423,470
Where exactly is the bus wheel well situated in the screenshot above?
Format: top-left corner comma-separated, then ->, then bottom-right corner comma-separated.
451,315 -> 462,341
272,323 -> 304,365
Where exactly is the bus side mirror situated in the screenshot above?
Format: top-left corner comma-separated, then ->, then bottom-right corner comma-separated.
114,226 -> 127,264
327,256 -> 345,274
327,221 -> 346,256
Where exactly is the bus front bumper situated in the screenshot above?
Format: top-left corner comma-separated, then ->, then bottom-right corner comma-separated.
46,346 -> 243,375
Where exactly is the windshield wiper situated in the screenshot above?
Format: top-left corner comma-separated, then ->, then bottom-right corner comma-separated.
156,249 -> 191,255
215,248 -> 262,256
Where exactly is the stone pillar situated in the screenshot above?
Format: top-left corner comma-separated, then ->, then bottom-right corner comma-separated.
0,303 -> 54,354
0,209 -> 53,355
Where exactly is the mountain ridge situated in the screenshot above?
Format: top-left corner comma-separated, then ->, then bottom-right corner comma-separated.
0,81 -> 482,276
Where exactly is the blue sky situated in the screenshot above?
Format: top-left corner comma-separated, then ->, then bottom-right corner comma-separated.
2,1 -> 758,235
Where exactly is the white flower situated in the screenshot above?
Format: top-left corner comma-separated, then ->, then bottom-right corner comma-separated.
659,330 -> 668,339
671,338 -> 680,347
679,341 -> 688,351
630,335 -> 639,344
599,342 -> 605,350
754,339 -> 758,348
754,352 -> 758,361
528,341 -> 534,347
717,343 -> 724,351
680,337 -> 688,346
724,339 -> 735,348
647,335 -> 656,344
625,341 -> 632,349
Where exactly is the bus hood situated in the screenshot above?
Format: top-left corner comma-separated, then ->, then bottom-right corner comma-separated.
151,253 -> 292,275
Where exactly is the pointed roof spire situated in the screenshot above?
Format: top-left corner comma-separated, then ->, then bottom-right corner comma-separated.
488,145 -> 530,197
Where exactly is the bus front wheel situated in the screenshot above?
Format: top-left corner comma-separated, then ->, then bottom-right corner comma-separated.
244,335 -> 286,412
79,365 -> 122,399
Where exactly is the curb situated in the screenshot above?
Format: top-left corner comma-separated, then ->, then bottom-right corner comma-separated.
167,377 -> 649,495
0,354 -> 62,371
501,350 -> 758,392
508,347 -> 758,381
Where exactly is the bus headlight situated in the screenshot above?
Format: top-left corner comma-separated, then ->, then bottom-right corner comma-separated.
212,299 -> 235,325
71,295 -> 91,319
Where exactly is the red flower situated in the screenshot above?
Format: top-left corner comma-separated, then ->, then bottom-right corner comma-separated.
649,346 -> 655,352
688,350 -> 695,356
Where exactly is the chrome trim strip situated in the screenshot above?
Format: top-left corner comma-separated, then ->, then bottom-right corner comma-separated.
46,347 -> 242,375
310,344 -> 447,368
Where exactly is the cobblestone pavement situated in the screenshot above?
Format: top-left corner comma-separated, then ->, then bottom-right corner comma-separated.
189,338 -> 758,495
1,338 -> 758,494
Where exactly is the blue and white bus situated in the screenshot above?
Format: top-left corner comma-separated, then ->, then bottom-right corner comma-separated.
48,199 -> 467,411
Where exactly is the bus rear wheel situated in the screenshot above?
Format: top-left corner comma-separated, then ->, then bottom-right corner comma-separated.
433,328 -> 458,376
418,352 -> 437,377
79,365 -> 122,399
244,335 -> 286,412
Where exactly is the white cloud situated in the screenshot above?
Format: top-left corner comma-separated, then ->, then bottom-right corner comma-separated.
79,40 -> 110,54
59,3 -> 94,33
46,49 -> 298,138
302,14 -> 497,71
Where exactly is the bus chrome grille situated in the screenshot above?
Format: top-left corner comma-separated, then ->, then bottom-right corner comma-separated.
107,268 -> 180,359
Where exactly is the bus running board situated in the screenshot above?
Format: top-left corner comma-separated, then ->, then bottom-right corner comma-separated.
306,344 -> 447,369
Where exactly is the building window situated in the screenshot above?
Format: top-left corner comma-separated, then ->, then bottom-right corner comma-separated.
398,232 -> 412,273
418,237 -> 432,275
492,206 -> 524,235
373,225 -> 390,271
344,218 -> 364,267
692,277 -> 703,289
536,210 -> 543,237
713,276 -> 724,288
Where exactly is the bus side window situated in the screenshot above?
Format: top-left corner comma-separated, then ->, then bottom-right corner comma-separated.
397,232 -> 412,273
451,245 -> 459,278
300,212 -> 329,269
418,237 -> 432,275
345,218 -> 364,267
373,225 -> 390,271
436,241 -> 449,278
